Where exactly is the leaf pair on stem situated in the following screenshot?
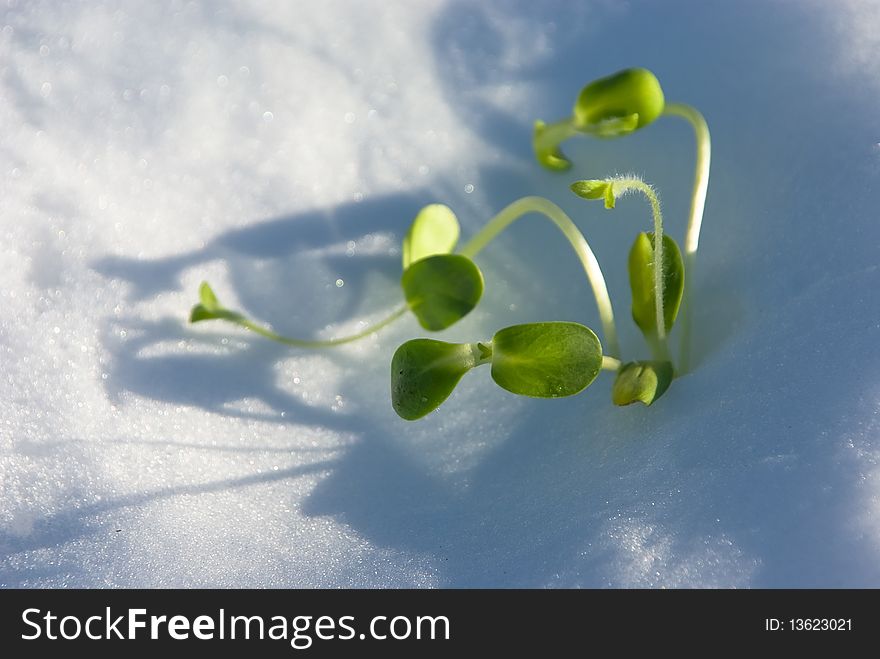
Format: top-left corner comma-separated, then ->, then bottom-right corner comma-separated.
393,322 -> 603,420
190,204 -> 483,346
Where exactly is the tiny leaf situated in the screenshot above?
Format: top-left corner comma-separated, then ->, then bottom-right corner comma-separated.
490,322 -> 602,398
629,232 -> 684,337
604,182 -> 616,209
190,281 -> 234,323
198,281 -> 220,310
391,339 -> 485,420
612,361 -> 674,406
570,180 -> 609,201
570,179 -> 617,209
401,254 -> 484,331
402,204 -> 460,270
190,306 -> 247,325
189,305 -> 217,323
533,120 -> 572,171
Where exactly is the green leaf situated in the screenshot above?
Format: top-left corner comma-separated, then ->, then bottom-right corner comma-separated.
198,281 -> 220,309
490,322 -> 602,398
401,254 -> 484,331
629,232 -> 684,337
190,281 -> 235,323
612,361 -> 674,406
570,180 -> 609,200
401,204 -> 460,270
570,179 -> 617,208
391,339 -> 488,420
189,305 -> 216,323
532,120 -> 572,171
572,68 -> 665,135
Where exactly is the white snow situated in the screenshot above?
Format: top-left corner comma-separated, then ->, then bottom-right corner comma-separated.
1,0 -> 879,587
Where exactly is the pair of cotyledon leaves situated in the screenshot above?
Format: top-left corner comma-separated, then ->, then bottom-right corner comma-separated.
392,319 -> 676,421
392,321 -> 604,420
534,68 -> 666,171
190,204 -> 484,334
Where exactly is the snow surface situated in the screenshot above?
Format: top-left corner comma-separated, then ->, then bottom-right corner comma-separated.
1,0 -> 879,587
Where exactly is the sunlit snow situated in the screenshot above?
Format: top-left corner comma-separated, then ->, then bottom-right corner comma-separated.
1,0 -> 879,587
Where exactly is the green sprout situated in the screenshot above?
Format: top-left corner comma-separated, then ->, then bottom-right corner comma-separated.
391,322 -> 614,420
190,204 -> 484,345
534,67 -> 711,372
571,175 -> 684,362
571,174 -> 684,406
611,361 -> 674,407
191,197 -> 620,356
533,68 -> 665,171
187,66 -> 712,421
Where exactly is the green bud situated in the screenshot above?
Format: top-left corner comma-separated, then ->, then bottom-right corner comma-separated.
572,68 -> 665,136
611,361 -> 674,406
628,231 -> 684,338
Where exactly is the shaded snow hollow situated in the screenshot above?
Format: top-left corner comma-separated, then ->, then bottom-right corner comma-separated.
1,0 -> 879,587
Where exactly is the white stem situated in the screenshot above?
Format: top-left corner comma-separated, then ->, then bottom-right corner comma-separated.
533,117 -> 578,166
663,102 -> 711,373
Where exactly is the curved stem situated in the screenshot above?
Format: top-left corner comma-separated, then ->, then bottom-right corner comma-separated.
663,102 -> 711,373
211,304 -> 408,348
533,118 -> 578,169
458,196 -> 621,359
607,177 -> 668,360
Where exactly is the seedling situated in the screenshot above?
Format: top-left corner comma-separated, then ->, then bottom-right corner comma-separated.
534,67 -> 711,372
570,176 -> 684,362
190,197 -> 620,356
391,322 -> 614,420
533,68 -> 665,171
190,204 -> 485,345
187,66 -> 711,420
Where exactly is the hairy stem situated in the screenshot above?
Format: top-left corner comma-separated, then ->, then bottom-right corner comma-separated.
607,177 -> 669,360
663,102 -> 710,373
458,196 -> 620,359
211,304 -> 409,348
